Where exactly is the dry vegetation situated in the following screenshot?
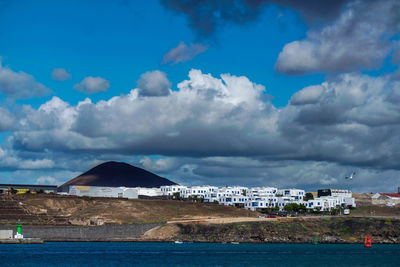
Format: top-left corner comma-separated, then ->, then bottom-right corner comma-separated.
13,194 -> 257,225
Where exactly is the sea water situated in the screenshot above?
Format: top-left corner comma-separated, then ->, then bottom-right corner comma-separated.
0,242 -> 399,266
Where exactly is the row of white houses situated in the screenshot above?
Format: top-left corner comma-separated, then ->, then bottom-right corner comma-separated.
160,185 -> 356,211
61,184 -> 355,212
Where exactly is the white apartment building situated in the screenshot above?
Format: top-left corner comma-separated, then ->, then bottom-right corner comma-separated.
247,187 -> 277,198
181,186 -> 219,199
304,196 -> 341,211
160,184 -> 355,212
219,195 -> 249,207
160,185 -> 188,196
276,189 -> 305,202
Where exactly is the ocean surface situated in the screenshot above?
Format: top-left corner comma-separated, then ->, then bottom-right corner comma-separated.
0,242 -> 399,266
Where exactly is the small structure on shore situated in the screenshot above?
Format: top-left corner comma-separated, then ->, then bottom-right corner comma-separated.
0,222 -> 43,244
364,235 -> 372,247
14,222 -> 23,239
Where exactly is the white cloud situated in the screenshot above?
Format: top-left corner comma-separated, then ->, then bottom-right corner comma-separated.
4,69 -> 400,191
140,156 -> 178,173
74,76 -> 110,94
0,61 -> 50,98
163,41 -> 208,64
0,147 -> 55,170
137,70 -> 171,97
19,159 -> 54,169
275,1 -> 399,74
290,85 -> 324,105
11,69 -> 275,157
0,107 -> 15,131
51,68 -> 72,81
35,176 -> 60,185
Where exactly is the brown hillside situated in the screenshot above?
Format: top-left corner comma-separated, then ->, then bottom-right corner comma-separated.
9,194 -> 258,225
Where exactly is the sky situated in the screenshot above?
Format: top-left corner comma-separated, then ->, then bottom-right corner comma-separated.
0,0 -> 400,193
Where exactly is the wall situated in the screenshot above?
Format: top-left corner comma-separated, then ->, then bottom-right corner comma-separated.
0,230 -> 12,239
0,223 -> 161,241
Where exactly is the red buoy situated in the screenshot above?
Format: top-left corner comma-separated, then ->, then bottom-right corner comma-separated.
364,234 -> 372,247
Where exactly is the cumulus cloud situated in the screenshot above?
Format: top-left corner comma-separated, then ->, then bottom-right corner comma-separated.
140,156 -> 179,173
0,147 -> 55,171
163,42 -> 208,64
290,85 -> 324,105
162,1 -> 400,75
5,69 -> 400,191
137,70 -> 171,96
276,0 -> 400,74
19,159 -> 54,169
51,68 -> 72,81
0,107 -> 15,131
0,62 -> 50,99
35,176 -> 60,185
11,69 -> 272,156
74,76 -> 110,94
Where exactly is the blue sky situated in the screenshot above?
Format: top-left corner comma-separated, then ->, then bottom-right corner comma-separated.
1,0 -> 400,192
0,0 -> 323,107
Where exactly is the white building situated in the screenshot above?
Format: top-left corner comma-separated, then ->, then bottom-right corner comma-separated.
68,185 -> 138,199
304,189 -> 356,211
276,189 -> 305,202
181,186 -> 218,199
219,195 -> 249,207
371,193 -> 400,206
248,187 -> 277,198
160,185 -> 188,196
160,184 -> 355,213
136,187 -> 162,197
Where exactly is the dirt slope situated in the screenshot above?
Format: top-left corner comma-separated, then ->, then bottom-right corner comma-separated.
10,194 -> 258,225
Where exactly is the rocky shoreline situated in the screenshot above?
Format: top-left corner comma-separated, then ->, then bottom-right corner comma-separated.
143,217 -> 400,244
1,217 -> 399,244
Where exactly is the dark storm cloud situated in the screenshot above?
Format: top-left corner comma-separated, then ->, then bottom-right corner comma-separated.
160,0 -> 349,37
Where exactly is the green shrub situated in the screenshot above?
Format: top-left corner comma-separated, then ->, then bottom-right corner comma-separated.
304,192 -> 314,201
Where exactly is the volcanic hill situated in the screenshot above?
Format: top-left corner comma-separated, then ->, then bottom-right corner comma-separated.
58,161 -> 177,191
